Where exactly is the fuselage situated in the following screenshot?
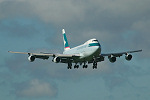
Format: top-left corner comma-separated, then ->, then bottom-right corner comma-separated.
63,38 -> 101,62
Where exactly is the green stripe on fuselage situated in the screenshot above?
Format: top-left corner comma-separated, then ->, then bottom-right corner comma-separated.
89,43 -> 100,47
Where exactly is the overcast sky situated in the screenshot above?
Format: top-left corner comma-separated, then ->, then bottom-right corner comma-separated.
0,0 -> 150,100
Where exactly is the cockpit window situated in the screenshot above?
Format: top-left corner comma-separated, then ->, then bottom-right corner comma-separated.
92,40 -> 98,42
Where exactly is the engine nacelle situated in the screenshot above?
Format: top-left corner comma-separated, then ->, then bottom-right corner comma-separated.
125,54 -> 132,61
28,56 -> 35,62
52,57 -> 61,63
109,57 -> 116,63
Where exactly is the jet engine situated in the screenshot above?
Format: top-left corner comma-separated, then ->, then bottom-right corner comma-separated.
28,56 -> 35,62
109,56 -> 116,63
52,57 -> 61,63
125,54 -> 132,61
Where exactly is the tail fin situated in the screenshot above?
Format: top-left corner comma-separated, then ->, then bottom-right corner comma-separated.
62,29 -> 70,51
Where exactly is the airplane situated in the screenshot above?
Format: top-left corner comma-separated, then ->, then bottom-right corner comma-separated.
9,29 -> 142,69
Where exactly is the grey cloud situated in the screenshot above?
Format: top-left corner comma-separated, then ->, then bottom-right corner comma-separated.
1,0 -> 150,32
130,20 -> 150,58
24,0 -> 150,30
132,20 -> 150,34
0,1 -> 43,38
15,79 -> 58,98
27,0 -> 86,25
1,0 -> 149,52
0,19 -> 38,38
0,1 -> 35,19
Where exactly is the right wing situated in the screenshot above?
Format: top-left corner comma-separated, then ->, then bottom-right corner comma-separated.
8,51 -> 80,62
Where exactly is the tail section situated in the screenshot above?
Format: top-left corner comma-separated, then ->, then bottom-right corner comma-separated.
62,29 -> 70,51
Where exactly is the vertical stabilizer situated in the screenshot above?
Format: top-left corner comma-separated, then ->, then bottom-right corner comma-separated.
62,29 -> 70,51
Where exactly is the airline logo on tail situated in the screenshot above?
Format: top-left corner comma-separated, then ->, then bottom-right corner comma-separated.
62,29 -> 70,50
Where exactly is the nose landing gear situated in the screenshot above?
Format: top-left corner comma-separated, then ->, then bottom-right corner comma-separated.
93,57 -> 97,69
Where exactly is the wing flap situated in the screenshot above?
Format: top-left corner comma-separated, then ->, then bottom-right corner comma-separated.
8,51 -> 29,54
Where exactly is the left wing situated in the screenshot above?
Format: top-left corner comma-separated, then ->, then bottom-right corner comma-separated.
101,50 -> 142,57
99,50 -> 142,63
8,51 -> 80,62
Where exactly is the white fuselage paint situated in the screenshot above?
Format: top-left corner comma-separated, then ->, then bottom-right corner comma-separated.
63,38 -> 101,62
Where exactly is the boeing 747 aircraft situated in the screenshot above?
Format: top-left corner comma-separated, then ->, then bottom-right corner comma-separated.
9,29 -> 142,69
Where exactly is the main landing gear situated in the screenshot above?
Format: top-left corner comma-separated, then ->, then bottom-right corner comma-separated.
67,63 -> 88,69
67,63 -> 80,69
67,62 -> 88,69
67,62 -> 97,69
93,61 -> 97,69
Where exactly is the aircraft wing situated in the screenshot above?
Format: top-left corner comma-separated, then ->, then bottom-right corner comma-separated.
101,50 -> 142,57
8,51 -> 80,60
8,51 -> 54,56
93,49 -> 142,63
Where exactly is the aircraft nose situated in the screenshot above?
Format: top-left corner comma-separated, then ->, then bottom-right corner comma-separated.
96,44 -> 101,52
96,45 -> 100,51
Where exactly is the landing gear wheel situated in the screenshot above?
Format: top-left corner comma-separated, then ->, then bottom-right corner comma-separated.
77,65 -> 79,69
74,65 -> 77,69
83,65 -> 85,68
83,65 -> 88,68
67,66 -> 72,69
85,65 -> 88,68
93,65 -> 97,69
67,63 -> 72,69
74,64 -> 79,69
